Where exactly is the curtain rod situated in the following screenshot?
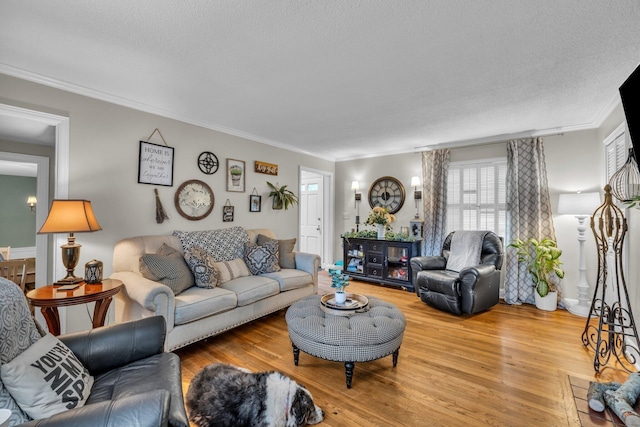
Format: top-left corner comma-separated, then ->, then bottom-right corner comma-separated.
414,131 -> 565,152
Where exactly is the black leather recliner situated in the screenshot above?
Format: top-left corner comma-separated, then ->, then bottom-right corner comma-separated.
411,231 -> 503,314
0,277 -> 188,427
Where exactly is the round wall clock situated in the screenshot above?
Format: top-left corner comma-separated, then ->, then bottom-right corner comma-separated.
368,176 -> 405,214
174,179 -> 214,220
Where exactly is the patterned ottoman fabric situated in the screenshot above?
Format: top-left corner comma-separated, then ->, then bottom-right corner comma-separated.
286,294 -> 406,387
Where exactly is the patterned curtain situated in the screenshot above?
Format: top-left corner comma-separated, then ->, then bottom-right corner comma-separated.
421,149 -> 450,256
504,138 -> 557,304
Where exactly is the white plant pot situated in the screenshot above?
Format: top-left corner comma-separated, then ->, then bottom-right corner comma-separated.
335,291 -> 347,304
377,224 -> 385,240
535,290 -> 558,311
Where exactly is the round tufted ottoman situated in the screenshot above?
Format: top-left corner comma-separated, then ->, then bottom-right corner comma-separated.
285,294 -> 406,388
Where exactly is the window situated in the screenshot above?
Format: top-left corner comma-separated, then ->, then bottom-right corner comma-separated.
446,159 -> 507,237
603,123 -> 628,182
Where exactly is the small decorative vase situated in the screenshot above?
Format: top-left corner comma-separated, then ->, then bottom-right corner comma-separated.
335,291 -> 347,304
377,224 -> 385,240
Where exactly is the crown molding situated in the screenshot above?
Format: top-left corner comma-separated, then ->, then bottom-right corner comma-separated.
0,64 -> 336,162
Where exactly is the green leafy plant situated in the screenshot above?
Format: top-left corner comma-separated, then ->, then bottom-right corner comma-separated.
509,238 -> 565,297
329,268 -> 350,292
625,195 -> 640,209
266,181 -> 299,210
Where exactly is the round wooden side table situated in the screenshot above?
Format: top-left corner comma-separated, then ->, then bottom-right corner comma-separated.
26,278 -> 123,336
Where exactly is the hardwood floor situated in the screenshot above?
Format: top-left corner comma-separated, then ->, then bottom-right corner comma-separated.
176,272 -> 630,426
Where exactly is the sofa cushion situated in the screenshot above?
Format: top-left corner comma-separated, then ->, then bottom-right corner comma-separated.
244,240 -> 280,275
173,286 -> 237,325
213,258 -> 251,284
1,334 -> 94,420
139,244 -> 194,295
260,269 -> 313,292
257,234 -> 296,269
218,276 -> 280,306
184,246 -> 219,289
173,227 -> 249,262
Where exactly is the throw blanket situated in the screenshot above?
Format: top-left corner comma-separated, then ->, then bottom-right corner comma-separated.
173,226 -> 249,262
445,230 -> 489,272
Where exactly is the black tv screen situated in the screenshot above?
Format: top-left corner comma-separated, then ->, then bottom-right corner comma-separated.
619,62 -> 640,164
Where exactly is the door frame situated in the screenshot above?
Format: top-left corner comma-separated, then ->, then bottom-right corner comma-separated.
299,166 -> 334,268
0,103 -> 69,330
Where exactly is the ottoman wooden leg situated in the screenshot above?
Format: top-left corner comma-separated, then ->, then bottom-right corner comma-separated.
292,343 -> 300,366
344,361 -> 355,388
393,348 -> 400,367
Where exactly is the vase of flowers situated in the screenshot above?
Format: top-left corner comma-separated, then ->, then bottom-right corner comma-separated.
329,268 -> 350,304
365,206 -> 396,240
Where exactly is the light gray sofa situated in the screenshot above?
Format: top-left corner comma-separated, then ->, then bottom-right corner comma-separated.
111,228 -> 320,351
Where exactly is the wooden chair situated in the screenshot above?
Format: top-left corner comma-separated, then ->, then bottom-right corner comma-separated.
0,246 -> 10,260
0,259 -> 28,293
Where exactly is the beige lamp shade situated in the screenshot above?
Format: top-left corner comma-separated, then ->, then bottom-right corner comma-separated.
38,199 -> 102,234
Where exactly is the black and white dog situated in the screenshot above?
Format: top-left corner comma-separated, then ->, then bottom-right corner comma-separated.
186,363 -> 324,427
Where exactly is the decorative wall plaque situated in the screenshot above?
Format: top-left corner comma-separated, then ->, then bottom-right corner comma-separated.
254,160 -> 278,175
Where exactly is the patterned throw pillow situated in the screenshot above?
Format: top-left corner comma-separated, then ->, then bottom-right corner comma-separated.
139,244 -> 194,295
184,246 -> 219,289
256,234 -> 296,269
173,227 -> 249,262
244,240 -> 281,275
213,258 -> 251,284
0,334 -> 94,420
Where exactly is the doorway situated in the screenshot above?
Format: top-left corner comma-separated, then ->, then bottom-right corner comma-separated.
299,167 -> 334,268
0,103 -> 70,288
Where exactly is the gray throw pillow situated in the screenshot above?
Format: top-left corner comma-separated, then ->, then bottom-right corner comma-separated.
184,246 -> 219,289
256,234 -> 296,269
244,240 -> 280,275
139,243 -> 194,295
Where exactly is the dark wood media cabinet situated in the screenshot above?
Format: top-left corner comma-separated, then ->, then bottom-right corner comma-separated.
342,237 -> 420,292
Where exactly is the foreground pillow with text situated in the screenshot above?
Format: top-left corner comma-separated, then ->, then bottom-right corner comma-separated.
0,334 -> 94,420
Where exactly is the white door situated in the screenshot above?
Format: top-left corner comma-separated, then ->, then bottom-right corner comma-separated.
300,174 -> 323,258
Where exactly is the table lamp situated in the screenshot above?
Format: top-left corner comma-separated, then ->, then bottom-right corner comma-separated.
557,191 -> 601,317
38,199 -> 102,284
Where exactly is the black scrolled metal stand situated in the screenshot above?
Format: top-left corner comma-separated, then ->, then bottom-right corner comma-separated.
581,185 -> 640,373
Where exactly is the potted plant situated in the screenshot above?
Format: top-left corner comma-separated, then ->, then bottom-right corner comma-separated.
329,267 -> 350,304
267,181 -> 299,210
509,237 -> 565,311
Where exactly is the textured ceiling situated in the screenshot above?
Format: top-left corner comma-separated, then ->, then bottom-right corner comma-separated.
1,1 -> 640,161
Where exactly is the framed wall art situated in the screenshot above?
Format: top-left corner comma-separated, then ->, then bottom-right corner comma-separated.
174,179 -> 214,221
138,141 -> 174,186
223,200 -> 234,222
227,159 -> 246,192
250,194 -> 261,212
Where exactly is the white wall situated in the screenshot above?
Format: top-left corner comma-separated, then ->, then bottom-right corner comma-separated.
1,73 -> 334,332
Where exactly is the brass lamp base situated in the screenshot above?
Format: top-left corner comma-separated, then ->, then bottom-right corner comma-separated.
55,236 -> 84,285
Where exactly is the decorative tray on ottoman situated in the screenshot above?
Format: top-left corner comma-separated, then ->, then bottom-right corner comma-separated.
320,293 -> 369,316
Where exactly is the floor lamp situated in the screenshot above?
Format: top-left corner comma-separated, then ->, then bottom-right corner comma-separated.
557,191 -> 601,317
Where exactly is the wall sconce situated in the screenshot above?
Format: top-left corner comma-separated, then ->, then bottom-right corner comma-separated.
411,176 -> 421,219
351,181 -> 361,230
27,196 -> 37,212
